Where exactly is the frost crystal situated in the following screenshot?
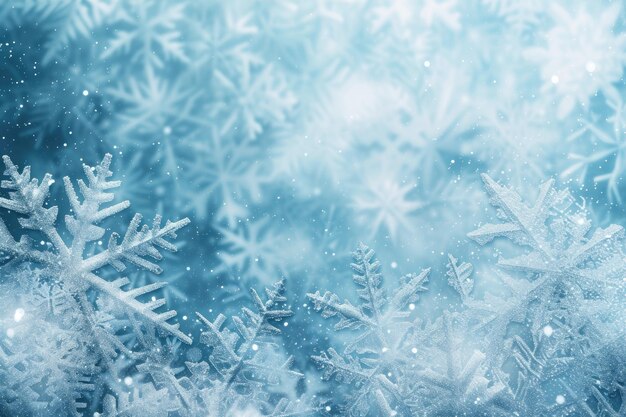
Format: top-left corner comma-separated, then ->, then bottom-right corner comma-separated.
466,173 -> 626,414
189,280 -> 308,415
117,279 -> 318,417
308,243 -> 429,416
0,154 -> 190,343
0,154 -> 189,416
468,174 -> 625,296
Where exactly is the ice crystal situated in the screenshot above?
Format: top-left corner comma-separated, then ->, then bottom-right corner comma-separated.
415,315 -> 516,416
189,280 -> 306,415
3,1 -> 626,416
468,174 -> 625,297
0,154 -> 190,340
562,96 -> 626,203
113,279 -> 318,417
0,154 -> 189,416
466,174 -> 626,414
100,0 -> 188,69
524,3 -> 626,118
308,243 -> 429,416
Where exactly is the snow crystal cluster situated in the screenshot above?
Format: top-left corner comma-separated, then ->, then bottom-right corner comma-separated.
1,1 -> 626,416
0,155 -> 623,416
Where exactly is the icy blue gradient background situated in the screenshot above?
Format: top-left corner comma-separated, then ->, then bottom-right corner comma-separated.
1,1 -> 626,414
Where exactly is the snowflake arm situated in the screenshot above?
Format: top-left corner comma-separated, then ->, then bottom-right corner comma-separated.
306,291 -> 376,331
311,347 -> 370,383
467,173 -> 556,257
446,254 -> 474,301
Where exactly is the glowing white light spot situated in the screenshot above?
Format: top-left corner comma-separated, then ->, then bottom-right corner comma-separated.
556,394 -> 565,405
284,322 -> 289,327
82,90 -> 89,96
186,266 -> 191,271
411,347 -> 418,354
424,60 -> 431,68
390,261 -> 398,269
409,303 -> 415,311
14,308 -> 25,322
382,347 -> 389,353
543,325 -> 554,337
252,343 -> 259,351
6,328 -> 14,338
325,406 -> 331,412
124,376 -> 133,386
585,61 -> 596,73
551,75 -> 559,84
182,315 -> 188,321
163,126 -> 172,135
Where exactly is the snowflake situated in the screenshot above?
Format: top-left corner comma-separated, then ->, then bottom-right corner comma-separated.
185,5 -> 259,80
349,156 -> 424,242
0,287 -> 98,415
482,0 -> 545,34
100,0 -> 188,69
0,154 -> 190,415
562,96 -> 626,203
466,173 -> 626,413
183,127 -> 267,226
41,0 -> 119,65
216,218 -> 309,284
214,62 -> 296,140
524,3 -> 626,118
391,71 -> 475,188
468,173 -> 625,297
413,314 -> 516,416
0,154 -> 191,349
107,66 -> 204,143
183,280 -> 316,416
467,101 -> 558,194
307,243 -> 430,416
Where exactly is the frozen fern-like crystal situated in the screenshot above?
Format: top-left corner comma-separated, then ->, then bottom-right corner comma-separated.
415,314 -> 516,416
189,280 -> 306,416
307,243 -> 429,416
